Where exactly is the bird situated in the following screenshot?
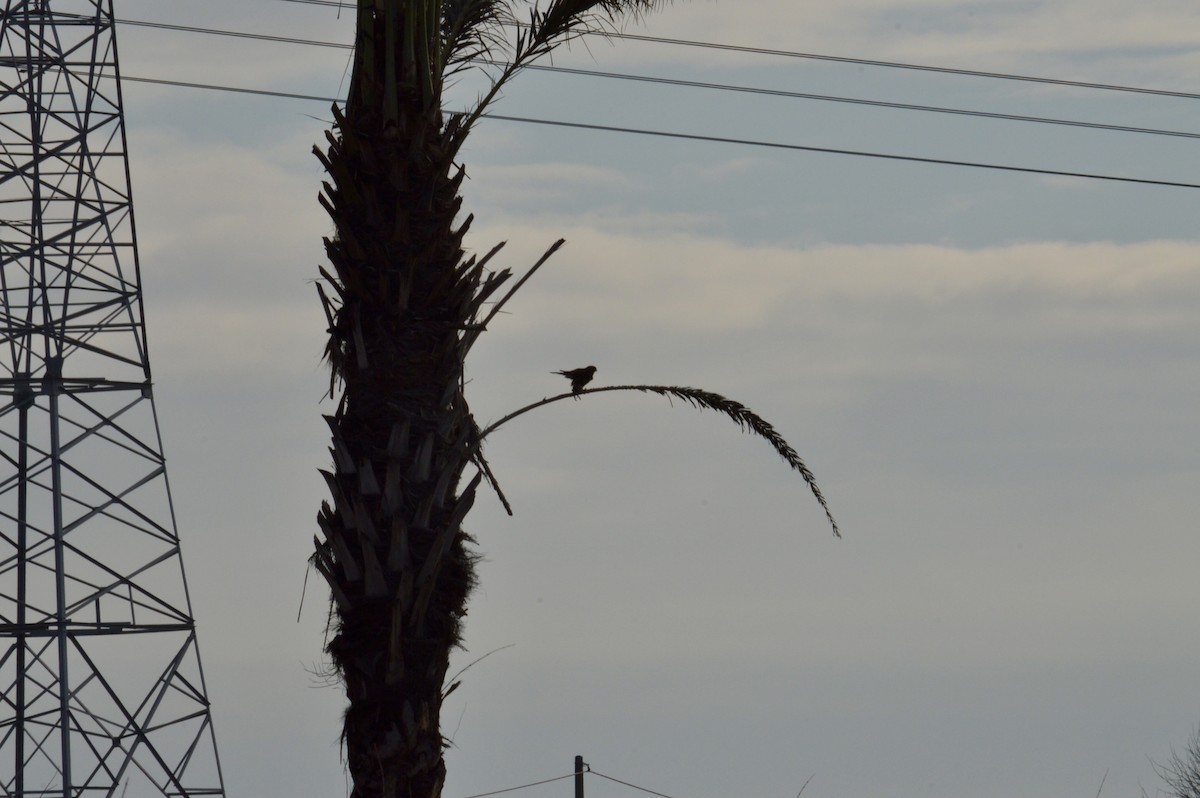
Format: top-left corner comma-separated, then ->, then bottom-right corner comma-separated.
552,365 -> 597,395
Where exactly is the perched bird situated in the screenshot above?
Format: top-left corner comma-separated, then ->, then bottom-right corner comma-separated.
552,365 -> 597,395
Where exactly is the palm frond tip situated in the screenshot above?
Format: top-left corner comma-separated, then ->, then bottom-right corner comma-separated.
634,385 -> 841,537
526,0 -> 672,51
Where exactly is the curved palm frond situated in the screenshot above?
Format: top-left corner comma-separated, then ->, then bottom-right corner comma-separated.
478,384 -> 841,537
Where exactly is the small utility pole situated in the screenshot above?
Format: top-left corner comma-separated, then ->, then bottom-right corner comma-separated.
575,755 -> 586,798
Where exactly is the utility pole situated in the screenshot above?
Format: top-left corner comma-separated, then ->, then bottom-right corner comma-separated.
575,755 -> 586,798
0,2 -> 225,796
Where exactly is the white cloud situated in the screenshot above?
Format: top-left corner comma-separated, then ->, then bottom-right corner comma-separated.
463,223 -> 1200,335
467,161 -> 639,205
147,299 -> 324,377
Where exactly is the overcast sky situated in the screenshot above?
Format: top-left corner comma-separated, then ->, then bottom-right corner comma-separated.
99,2 -> 1200,797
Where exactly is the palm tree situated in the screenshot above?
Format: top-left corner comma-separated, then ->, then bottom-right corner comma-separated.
310,3 -> 835,797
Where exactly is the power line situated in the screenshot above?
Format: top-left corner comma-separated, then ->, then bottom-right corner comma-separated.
121,74 -> 336,103
114,20 -> 1200,142
591,30 -> 1200,102
589,770 -> 678,798
480,114 -> 1200,189
449,767 -> 680,798
269,0 -> 1200,101
118,18 -> 351,49
458,772 -> 575,798
120,74 -> 1200,190
503,61 -> 1200,141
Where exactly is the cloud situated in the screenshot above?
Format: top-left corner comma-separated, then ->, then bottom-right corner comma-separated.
674,156 -> 765,182
131,130 -> 325,259
626,0 -> 1200,84
126,144 -> 327,391
89,11 -> 1200,798
467,162 -> 639,205
120,0 -> 1200,95
462,222 -> 1200,336
147,299 -> 323,378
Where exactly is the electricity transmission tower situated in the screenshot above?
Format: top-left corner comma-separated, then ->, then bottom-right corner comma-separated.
0,2 -> 226,796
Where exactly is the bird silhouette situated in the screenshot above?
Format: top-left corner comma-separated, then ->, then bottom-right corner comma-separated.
552,365 -> 597,395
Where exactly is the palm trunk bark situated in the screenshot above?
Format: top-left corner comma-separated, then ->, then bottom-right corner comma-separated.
312,6 -> 480,797
312,3 -> 678,796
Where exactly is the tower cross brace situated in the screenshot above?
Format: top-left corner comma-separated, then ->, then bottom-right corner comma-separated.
0,2 -> 227,796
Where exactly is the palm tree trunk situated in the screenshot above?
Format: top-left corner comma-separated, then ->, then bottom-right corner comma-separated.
312,3 -> 677,796
312,6 -> 480,797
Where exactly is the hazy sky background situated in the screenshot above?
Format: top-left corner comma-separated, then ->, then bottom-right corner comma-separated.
98,1 -> 1200,796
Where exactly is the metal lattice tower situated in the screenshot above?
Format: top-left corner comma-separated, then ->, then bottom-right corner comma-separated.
0,2 -> 226,796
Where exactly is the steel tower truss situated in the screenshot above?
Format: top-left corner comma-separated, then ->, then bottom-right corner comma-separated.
0,2 -> 225,796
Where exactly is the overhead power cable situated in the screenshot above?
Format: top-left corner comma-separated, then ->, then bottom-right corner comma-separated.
585,30 -> 1200,101
120,74 -> 1200,190
118,18 -> 351,49
501,62 -> 1200,141
482,114 -> 1200,190
457,772 -> 575,798
270,0 -> 1200,101
114,20 -> 1200,141
121,75 -> 335,103
589,769 -> 679,798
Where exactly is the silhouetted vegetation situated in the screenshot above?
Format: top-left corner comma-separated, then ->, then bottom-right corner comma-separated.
1151,726 -> 1200,798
